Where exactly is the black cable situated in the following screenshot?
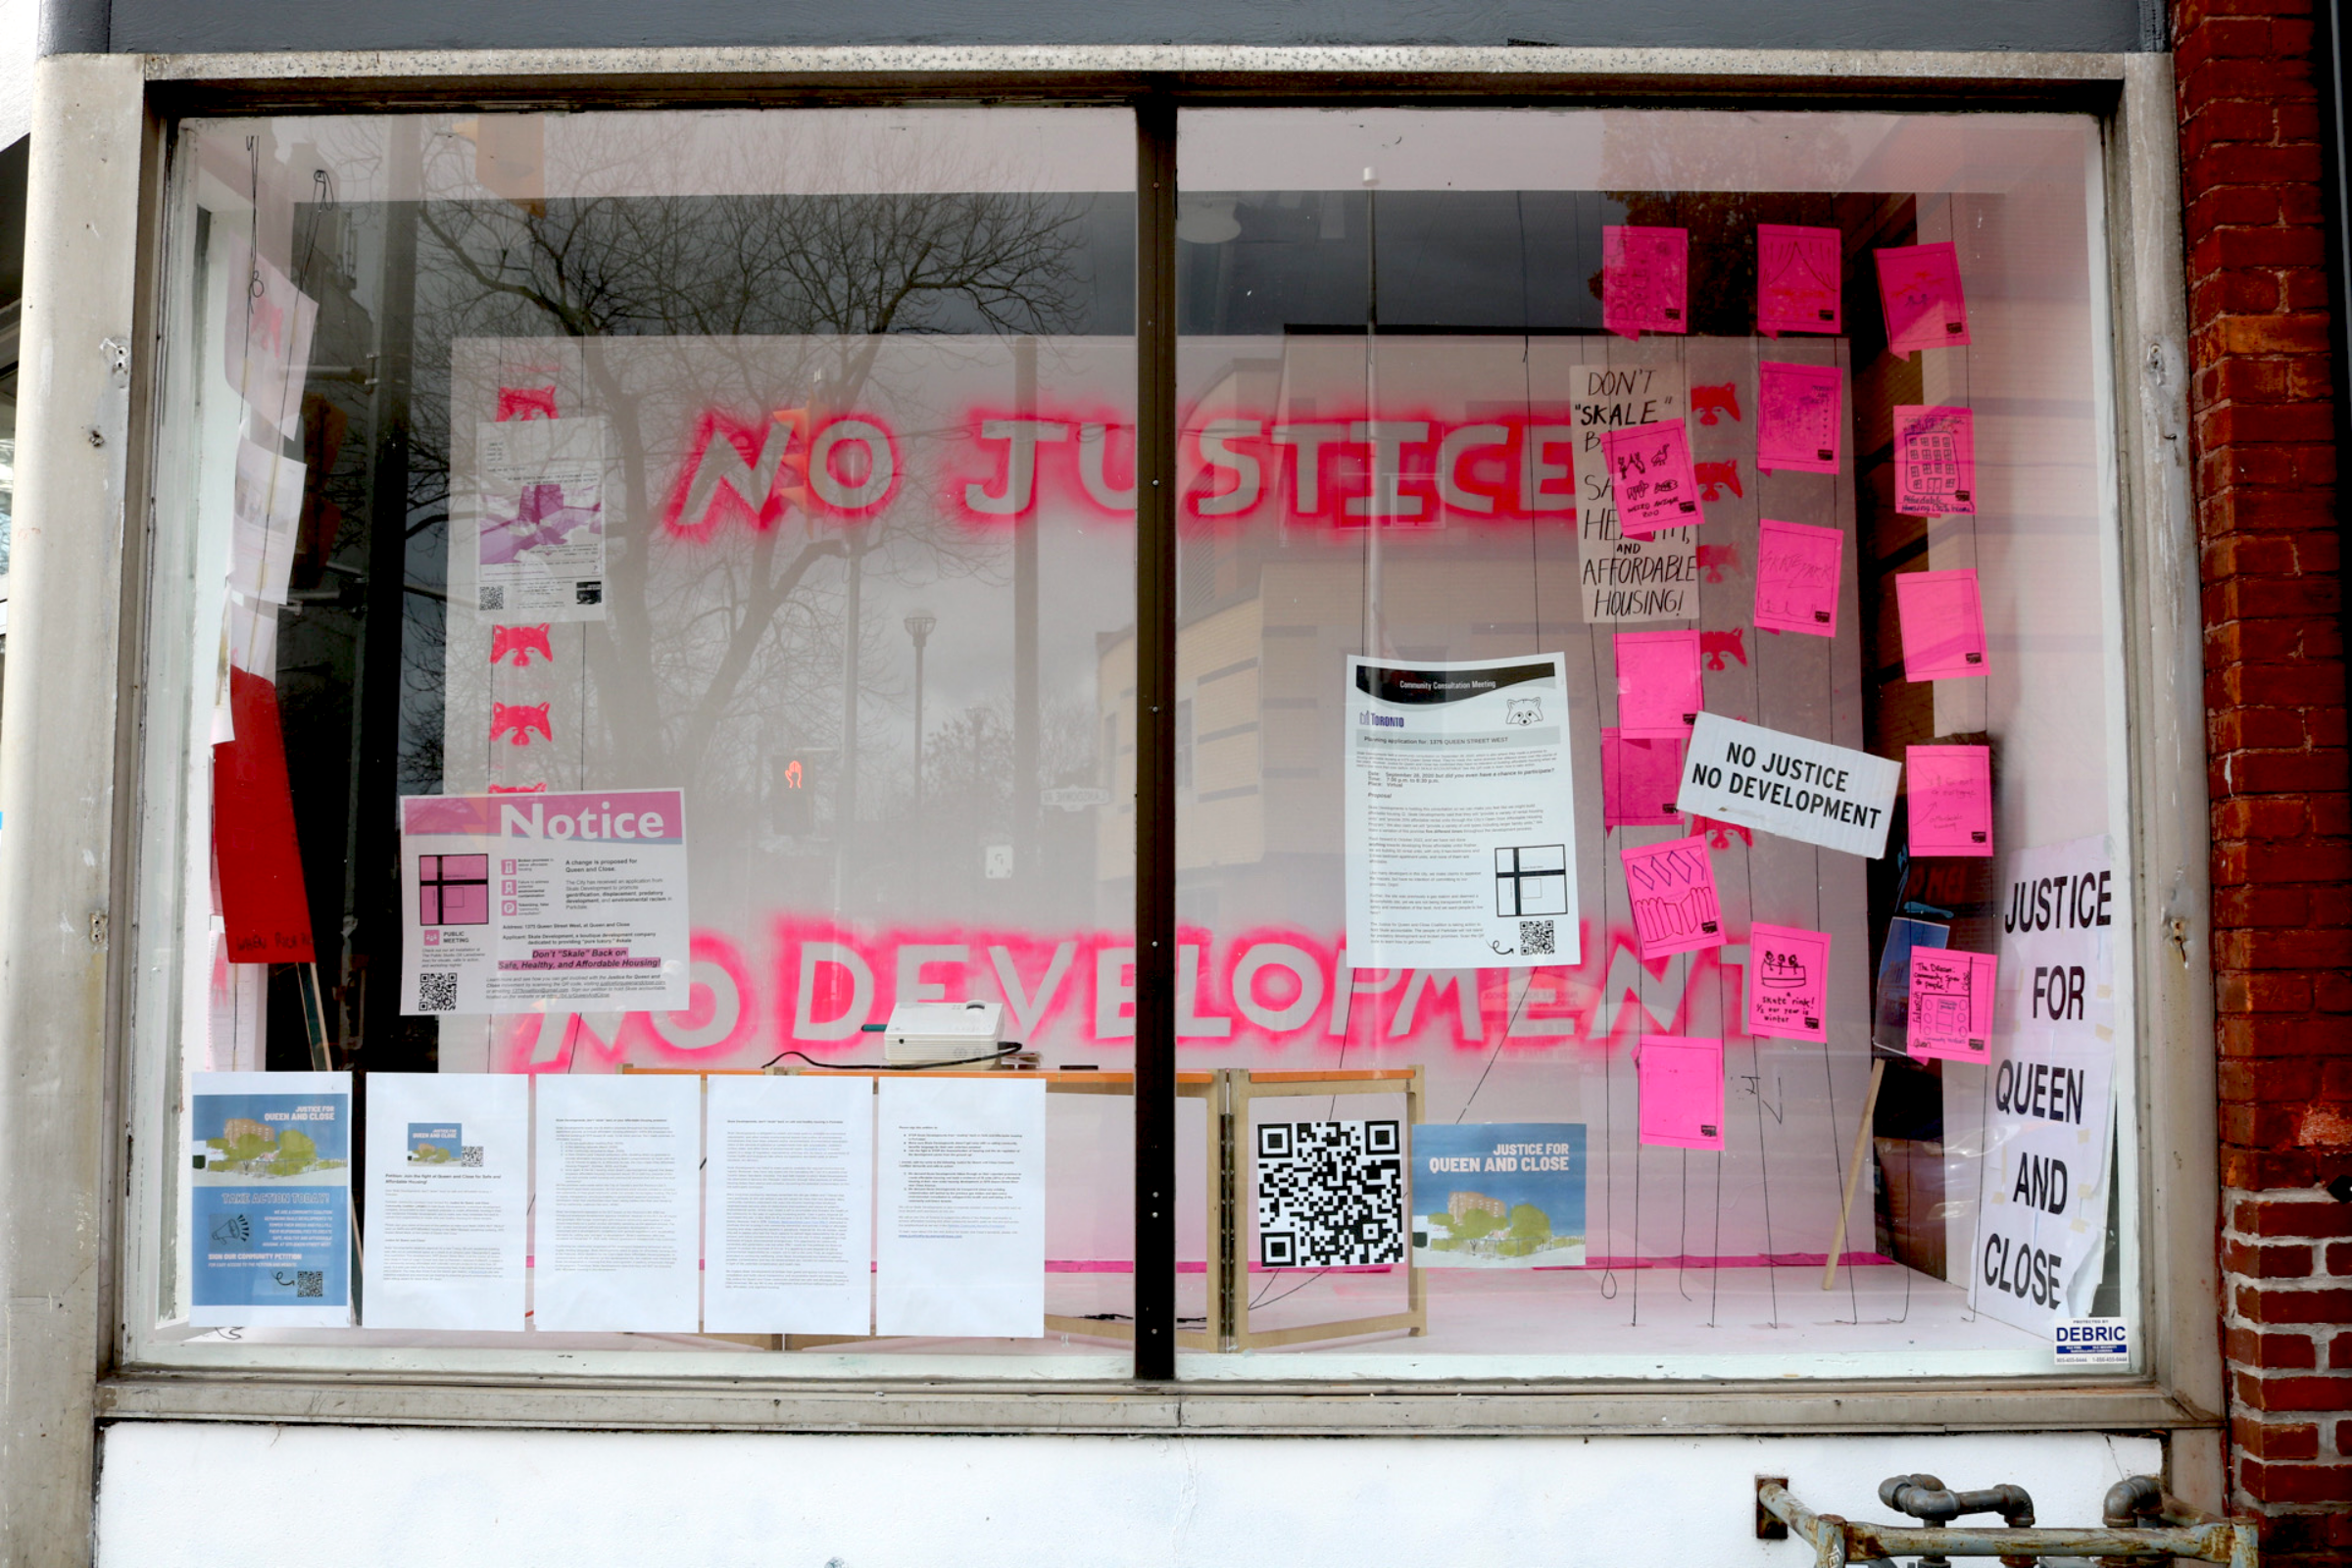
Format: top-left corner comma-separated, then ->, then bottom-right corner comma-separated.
758,1042 -> 1025,1071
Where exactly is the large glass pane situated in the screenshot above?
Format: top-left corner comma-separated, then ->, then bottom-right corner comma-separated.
137,108 -> 1139,1374
1169,108 -> 2133,1378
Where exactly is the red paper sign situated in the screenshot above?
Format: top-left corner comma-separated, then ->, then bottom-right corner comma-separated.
1602,224 -> 1690,340
1757,223 -> 1842,336
1637,1035 -> 1727,1150
214,667 -> 316,962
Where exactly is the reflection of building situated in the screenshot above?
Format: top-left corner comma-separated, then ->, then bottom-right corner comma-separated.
220,1118 -> 271,1146
1448,1191 -> 1505,1222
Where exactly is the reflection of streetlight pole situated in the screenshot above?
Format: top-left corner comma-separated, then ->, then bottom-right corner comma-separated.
905,611 -> 936,814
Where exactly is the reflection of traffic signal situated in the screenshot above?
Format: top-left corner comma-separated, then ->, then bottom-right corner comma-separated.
772,754 -> 814,835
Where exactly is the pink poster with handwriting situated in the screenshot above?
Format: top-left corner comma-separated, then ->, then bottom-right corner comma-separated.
1907,744 -> 1994,858
1876,241 -> 1972,356
1895,568 -> 1987,680
1756,362 -> 1841,474
1602,224 -> 1689,340
1753,518 -> 1842,637
1620,834 -> 1724,959
1757,223 -> 1842,336
1892,405 -> 1977,517
1601,418 -> 1703,536
1747,923 -> 1832,1043
1637,1035 -> 1726,1150
1906,950 -> 1997,1062
1614,629 -> 1703,738
1602,729 -> 1685,829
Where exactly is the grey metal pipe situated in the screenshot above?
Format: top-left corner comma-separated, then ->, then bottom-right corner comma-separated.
35,0 -> 108,55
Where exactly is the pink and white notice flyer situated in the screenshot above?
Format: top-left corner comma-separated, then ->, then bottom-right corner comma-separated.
399,790 -> 692,1015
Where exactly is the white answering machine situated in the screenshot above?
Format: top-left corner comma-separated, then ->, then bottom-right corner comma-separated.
882,1000 -> 1008,1065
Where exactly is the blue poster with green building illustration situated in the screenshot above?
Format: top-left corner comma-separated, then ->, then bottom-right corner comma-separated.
1411,1123 -> 1586,1267
189,1072 -> 352,1325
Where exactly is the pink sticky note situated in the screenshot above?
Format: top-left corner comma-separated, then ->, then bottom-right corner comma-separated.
1892,405 -> 1977,517
1906,950 -> 1997,1062
1757,223 -> 1842,336
1637,1035 -> 1726,1150
1601,418 -> 1703,537
1748,923 -> 1832,1043
1895,568 -> 1987,680
1907,744 -> 1994,858
1619,833 -> 1724,959
1753,518 -> 1842,637
1602,729 -> 1686,829
1756,362 -> 1841,474
1602,224 -> 1689,340
1875,241 -> 1972,356
1614,629 -> 1703,738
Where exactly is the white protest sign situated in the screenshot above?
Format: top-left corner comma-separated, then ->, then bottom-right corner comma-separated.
1673,711 -> 1901,858
1573,361 -> 1698,622
1968,1033 -> 2116,1333
1996,836 -> 2117,1043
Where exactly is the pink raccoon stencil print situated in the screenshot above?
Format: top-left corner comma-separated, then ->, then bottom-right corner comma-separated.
491,624 -> 555,667
491,703 -> 552,747
1700,628 -> 1747,670
1694,461 -> 1742,501
1690,384 -> 1741,424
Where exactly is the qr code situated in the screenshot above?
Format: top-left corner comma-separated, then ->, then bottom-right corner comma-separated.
418,972 -> 459,1012
1519,919 -> 1556,956
457,1146 -> 484,1166
295,1271 -> 322,1298
478,584 -> 505,611
1256,1120 -> 1404,1268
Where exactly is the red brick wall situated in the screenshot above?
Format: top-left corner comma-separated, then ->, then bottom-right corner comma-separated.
2177,0 -> 2352,1546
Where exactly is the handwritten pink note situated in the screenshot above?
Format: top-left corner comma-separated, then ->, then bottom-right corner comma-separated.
1638,1036 -> 1726,1150
1906,950 -> 1998,1063
1614,629 -> 1703,738
1748,923 -> 1833,1043
1601,418 -> 1703,537
1876,241 -> 1972,357
1907,744 -> 1994,858
1753,518 -> 1843,637
1894,568 -> 1987,681
1602,729 -> 1686,829
1602,224 -> 1689,340
1756,362 -> 1841,474
1892,405 -> 1977,517
1757,223 -> 1842,336
1620,833 -> 1724,959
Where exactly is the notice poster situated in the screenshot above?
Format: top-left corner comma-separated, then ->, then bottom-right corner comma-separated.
1757,223 -> 1842,336
1755,362 -> 1841,473
1572,363 -> 1696,623
399,790 -> 691,1015
1907,949 -> 1998,1063
1753,518 -> 1843,637
189,1071 -> 351,1327
1619,833 -> 1724,959
1969,1035 -> 2117,1331
876,1078 -> 1047,1338
1674,711 -> 1902,858
705,1074 -> 876,1336
1908,744 -> 1995,858
362,1073 -> 529,1330
1411,1124 -> 1586,1268
1748,922 -> 1832,1043
1876,241 -> 1973,357
221,241 -> 318,435
1893,405 -> 1977,517
474,416 -> 608,619
534,1074 -> 701,1332
1344,654 -> 1582,968
1636,1036 -> 1726,1151
1600,418 -> 1703,536
1601,224 -> 1689,339
1896,568 -> 1988,680
229,438 -> 306,607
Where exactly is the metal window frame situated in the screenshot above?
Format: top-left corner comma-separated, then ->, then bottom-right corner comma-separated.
37,44 -> 2213,1484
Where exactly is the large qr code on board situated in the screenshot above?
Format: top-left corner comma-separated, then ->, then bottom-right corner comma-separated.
417,972 -> 459,1013
1255,1120 -> 1404,1268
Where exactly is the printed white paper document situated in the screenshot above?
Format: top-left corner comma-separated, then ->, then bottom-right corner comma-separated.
474,416 -> 608,619
705,1074 -> 876,1335
399,790 -> 691,1016
533,1074 -> 700,1332
363,1073 -> 529,1330
876,1078 -> 1046,1338
1345,654 -> 1582,968
1674,711 -> 1901,858
1968,1034 -> 2116,1333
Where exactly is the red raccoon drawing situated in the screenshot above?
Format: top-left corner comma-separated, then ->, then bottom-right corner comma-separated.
1691,383 -> 1742,424
487,782 -> 548,793
497,386 -> 559,421
1687,814 -> 1754,851
490,624 -> 555,667
1700,628 -> 1747,670
490,703 -> 552,747
1694,460 -> 1742,501
1694,543 -> 1740,583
